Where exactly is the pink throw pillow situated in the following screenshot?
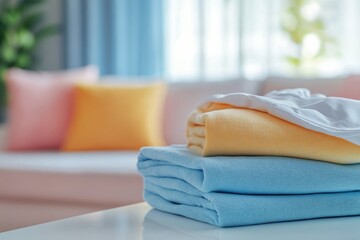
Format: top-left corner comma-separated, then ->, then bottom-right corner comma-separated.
6,66 -> 99,151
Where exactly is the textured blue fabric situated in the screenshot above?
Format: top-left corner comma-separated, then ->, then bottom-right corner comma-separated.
138,146 -> 360,195
143,185 -> 360,227
138,146 -> 360,227
63,0 -> 164,76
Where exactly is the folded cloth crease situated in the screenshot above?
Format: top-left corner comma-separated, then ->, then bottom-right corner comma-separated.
144,180 -> 360,227
138,146 -> 360,227
187,90 -> 360,163
138,146 -> 360,195
203,89 -> 360,138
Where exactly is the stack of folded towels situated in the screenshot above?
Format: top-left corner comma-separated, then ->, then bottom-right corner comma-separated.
137,88 -> 360,227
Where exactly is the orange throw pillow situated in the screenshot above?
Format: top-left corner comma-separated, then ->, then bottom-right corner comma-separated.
63,82 -> 166,151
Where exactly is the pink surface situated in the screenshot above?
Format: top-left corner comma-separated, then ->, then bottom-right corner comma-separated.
6,66 -> 99,151
338,75 -> 360,100
261,77 -> 346,97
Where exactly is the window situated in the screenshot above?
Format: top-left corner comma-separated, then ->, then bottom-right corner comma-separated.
164,0 -> 360,80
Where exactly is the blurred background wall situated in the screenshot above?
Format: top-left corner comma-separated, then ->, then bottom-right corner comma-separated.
35,0 -> 63,71
26,0 -> 360,80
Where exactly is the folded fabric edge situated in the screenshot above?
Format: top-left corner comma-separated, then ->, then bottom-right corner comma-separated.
144,177 -> 360,227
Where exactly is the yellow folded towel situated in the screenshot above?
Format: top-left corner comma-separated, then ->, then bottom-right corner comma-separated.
187,103 -> 360,164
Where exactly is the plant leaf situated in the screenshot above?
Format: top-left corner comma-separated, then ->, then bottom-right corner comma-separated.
18,0 -> 45,12
1,45 -> 16,62
17,28 -> 35,49
16,53 -> 31,68
0,78 -> 6,107
22,12 -> 44,30
1,8 -> 21,26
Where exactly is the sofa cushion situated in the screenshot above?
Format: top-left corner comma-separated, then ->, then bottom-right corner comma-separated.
5,66 -> 99,151
163,79 -> 261,144
0,152 -> 142,206
63,82 -> 166,151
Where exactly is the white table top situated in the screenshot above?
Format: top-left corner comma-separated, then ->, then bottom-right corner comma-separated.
1,203 -> 360,240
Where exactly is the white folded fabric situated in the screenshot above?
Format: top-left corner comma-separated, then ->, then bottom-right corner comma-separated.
199,88 -> 360,146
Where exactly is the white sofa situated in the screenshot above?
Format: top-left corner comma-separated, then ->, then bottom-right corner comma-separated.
0,78 -> 261,231
0,76 -> 354,231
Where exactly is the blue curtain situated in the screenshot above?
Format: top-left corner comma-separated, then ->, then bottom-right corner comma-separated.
63,0 -> 164,77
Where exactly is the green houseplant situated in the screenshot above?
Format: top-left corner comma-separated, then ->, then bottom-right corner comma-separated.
0,0 -> 58,122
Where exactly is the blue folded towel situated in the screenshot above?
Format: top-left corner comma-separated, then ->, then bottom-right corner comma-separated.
138,146 -> 360,227
143,177 -> 360,227
138,145 -> 360,195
